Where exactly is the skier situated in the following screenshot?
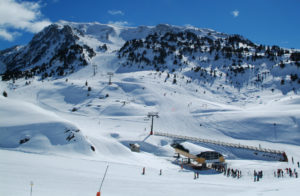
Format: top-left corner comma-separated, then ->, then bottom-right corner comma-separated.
254,170 -> 257,182
159,169 -> 162,176
142,167 -> 145,175
297,161 -> 299,168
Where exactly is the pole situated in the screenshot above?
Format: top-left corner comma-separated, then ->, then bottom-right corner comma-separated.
30,181 -> 33,196
97,165 -> 109,196
274,123 -> 277,141
150,116 -> 154,135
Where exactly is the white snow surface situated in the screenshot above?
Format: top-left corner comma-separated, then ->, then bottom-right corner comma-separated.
1,24 -> 300,195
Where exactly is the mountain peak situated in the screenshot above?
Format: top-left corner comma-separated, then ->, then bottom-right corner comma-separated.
1,21 -> 300,94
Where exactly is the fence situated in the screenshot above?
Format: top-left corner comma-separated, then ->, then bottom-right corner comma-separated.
153,131 -> 285,156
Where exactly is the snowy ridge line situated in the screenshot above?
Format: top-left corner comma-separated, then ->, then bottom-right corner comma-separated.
153,132 -> 285,155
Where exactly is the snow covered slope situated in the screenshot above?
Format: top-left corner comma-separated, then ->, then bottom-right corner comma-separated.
0,21 -> 300,195
0,96 -> 95,155
1,70 -> 300,195
1,21 -> 300,94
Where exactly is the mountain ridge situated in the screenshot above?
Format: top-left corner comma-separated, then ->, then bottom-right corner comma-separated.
1,21 -> 300,94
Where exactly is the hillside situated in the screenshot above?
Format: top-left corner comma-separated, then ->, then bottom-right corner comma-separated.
0,22 -> 300,196
1,22 -> 300,94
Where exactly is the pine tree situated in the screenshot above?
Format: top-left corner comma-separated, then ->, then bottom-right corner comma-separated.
173,78 -> 177,84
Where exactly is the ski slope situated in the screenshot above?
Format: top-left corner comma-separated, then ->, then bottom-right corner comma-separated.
1,148 -> 299,196
1,58 -> 300,195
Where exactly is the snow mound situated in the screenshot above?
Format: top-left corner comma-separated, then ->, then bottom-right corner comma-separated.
0,97 -> 95,155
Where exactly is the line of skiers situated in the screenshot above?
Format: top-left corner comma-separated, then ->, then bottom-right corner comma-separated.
253,170 -> 263,182
142,156 -> 299,180
224,168 -> 242,179
275,168 -> 298,178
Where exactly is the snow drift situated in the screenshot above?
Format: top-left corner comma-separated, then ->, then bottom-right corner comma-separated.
0,97 -> 95,154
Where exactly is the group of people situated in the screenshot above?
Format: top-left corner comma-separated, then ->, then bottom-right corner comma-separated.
272,156 -> 299,179
142,157 -> 299,181
224,168 -> 242,179
275,168 -> 298,178
211,164 -> 226,173
254,170 -> 263,182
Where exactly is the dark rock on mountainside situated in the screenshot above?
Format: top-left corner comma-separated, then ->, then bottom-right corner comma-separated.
0,24 -> 95,81
1,22 -> 299,93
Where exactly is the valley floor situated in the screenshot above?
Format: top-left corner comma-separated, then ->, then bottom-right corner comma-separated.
1,149 -> 300,196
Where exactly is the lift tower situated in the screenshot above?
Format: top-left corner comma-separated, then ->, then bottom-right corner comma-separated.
107,72 -> 114,85
147,112 -> 159,135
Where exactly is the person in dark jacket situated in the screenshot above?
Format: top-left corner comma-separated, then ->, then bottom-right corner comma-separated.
254,170 -> 257,182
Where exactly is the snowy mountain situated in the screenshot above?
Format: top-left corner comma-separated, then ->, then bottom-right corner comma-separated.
1,22 -> 300,195
1,21 -> 300,94
0,23 -> 96,80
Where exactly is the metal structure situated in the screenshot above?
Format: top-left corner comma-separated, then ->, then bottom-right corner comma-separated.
107,72 -> 114,85
153,131 -> 288,162
93,64 -> 97,76
147,112 -> 159,135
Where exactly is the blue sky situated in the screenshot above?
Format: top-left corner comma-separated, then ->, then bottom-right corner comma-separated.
0,0 -> 299,50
